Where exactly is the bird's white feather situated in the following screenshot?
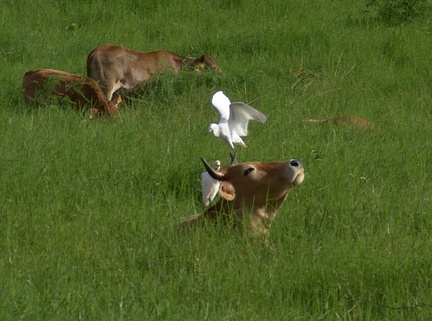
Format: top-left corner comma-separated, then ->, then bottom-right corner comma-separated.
229,102 -> 267,137
209,91 -> 267,149
211,91 -> 231,123
200,160 -> 221,206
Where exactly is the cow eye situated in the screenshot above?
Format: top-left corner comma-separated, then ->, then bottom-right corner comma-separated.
243,168 -> 254,176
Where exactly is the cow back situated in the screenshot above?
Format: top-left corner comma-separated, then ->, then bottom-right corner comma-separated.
22,69 -> 119,117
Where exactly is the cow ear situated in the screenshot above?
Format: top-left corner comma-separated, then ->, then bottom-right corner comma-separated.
219,181 -> 236,201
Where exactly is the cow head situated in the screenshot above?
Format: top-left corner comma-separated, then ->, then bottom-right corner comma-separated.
107,95 -> 123,116
89,95 -> 122,119
193,55 -> 223,73
176,157 -> 304,235
201,158 -> 304,206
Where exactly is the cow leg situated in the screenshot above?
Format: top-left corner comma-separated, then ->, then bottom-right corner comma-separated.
104,82 -> 123,101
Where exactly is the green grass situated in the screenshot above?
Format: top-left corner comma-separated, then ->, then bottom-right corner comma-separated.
1,0 -> 432,320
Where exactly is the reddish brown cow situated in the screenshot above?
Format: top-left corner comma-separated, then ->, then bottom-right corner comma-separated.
87,44 -> 222,100
304,115 -> 374,129
177,158 -> 305,237
22,69 -> 122,118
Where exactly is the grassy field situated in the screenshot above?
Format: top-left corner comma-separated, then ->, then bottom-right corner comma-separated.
1,0 -> 432,320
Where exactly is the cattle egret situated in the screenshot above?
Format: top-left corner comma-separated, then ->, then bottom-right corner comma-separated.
201,160 -> 221,206
208,91 -> 267,150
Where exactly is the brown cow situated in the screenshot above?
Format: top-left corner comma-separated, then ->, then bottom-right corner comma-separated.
177,158 -> 305,237
22,69 -> 122,119
87,44 -> 223,100
303,115 -> 374,129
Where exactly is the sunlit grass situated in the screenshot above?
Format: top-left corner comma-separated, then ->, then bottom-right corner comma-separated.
1,0 -> 432,320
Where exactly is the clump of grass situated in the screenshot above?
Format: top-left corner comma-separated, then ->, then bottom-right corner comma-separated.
367,0 -> 427,26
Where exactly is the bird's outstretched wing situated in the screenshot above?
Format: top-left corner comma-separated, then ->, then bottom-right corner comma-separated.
229,102 -> 267,137
211,91 -> 231,123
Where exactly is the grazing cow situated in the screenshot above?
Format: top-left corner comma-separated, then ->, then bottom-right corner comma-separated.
87,44 -> 223,100
303,115 -> 374,129
22,69 -> 122,118
177,157 -> 305,237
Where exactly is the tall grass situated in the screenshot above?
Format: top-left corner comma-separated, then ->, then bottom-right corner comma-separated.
1,0 -> 432,320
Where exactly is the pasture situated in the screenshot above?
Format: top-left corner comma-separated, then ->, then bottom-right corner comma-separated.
1,0 -> 431,319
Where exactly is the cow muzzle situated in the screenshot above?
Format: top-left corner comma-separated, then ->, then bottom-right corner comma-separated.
288,159 -> 305,186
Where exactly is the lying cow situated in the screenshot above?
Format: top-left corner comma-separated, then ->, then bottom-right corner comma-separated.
22,69 -> 122,118
303,115 -> 374,129
177,157 -> 305,237
87,44 -> 223,100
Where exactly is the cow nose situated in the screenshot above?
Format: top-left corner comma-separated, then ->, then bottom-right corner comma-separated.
289,159 -> 301,168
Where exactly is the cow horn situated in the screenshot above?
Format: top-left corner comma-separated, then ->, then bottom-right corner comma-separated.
229,151 -> 238,166
201,158 -> 225,181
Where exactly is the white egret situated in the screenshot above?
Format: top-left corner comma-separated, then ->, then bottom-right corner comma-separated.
208,91 -> 267,149
200,160 -> 221,206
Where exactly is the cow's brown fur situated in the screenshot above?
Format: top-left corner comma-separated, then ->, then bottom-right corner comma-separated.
87,44 -> 222,100
177,159 -> 305,237
304,115 -> 374,129
22,69 -> 121,118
